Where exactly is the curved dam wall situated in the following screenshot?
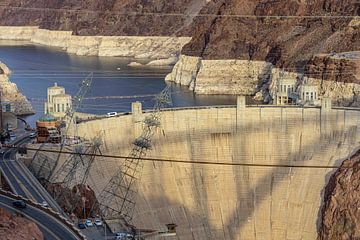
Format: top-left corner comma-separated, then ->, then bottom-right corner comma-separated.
69,99 -> 360,239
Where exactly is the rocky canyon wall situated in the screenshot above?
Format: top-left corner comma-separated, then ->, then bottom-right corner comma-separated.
0,62 -> 34,115
318,149 -> 360,240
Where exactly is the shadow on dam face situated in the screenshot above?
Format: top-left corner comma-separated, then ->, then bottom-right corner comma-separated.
35,107 -> 360,239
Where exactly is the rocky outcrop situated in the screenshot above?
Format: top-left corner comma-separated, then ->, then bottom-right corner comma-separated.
318,149 -> 360,240
182,0 -> 359,66
305,52 -> 360,84
47,183 -> 99,219
165,55 -> 201,88
0,207 -> 43,240
303,52 -> 360,106
0,0 -> 202,37
0,62 -> 34,115
194,59 -> 272,96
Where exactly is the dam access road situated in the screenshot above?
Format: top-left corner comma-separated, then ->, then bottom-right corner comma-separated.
0,133 -> 83,240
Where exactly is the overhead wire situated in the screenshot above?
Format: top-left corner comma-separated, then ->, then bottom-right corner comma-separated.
8,145 -> 353,169
0,5 -> 358,19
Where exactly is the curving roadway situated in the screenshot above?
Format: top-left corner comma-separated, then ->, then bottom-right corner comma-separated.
0,193 -> 81,240
0,133 -> 83,240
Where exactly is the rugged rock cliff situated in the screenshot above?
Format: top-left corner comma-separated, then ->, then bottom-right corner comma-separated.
0,0 -> 359,99
183,0 -> 359,67
0,0 -> 205,36
0,0 -> 358,62
0,62 -> 34,115
0,207 -> 43,240
318,149 -> 360,240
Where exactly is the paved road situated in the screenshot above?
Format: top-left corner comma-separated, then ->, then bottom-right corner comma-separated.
0,133 -> 83,240
0,134 -> 63,213
0,193 -> 80,240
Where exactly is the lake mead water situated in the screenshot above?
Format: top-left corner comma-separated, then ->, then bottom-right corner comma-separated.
0,43 -> 236,127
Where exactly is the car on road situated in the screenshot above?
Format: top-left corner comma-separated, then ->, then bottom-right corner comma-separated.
94,219 -> 102,226
78,222 -> 86,229
29,132 -> 37,138
12,200 -> 27,209
85,219 -> 93,227
107,112 -> 117,117
41,201 -> 49,207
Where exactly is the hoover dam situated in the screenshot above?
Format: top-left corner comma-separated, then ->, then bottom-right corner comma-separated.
29,97 -> 358,239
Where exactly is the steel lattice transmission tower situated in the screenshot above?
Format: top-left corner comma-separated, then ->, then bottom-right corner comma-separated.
97,86 -> 172,225
50,137 -> 102,213
30,73 -> 93,181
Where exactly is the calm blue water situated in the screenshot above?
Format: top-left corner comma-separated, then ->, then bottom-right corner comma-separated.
0,43 -> 236,127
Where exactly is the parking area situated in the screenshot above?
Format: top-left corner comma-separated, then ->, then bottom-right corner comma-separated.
81,224 -> 115,240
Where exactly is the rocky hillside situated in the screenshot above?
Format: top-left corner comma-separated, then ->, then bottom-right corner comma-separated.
182,0 -> 359,68
0,62 -> 34,115
0,1 -> 358,62
0,0 -> 358,69
305,52 -> 360,84
318,149 -> 360,239
0,207 -> 43,240
0,0 -> 205,36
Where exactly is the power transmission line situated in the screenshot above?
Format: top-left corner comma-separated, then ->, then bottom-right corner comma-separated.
0,5 -> 358,19
11,145 -> 353,169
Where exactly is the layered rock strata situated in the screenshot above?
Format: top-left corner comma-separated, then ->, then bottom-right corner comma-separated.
318,149 -> 360,240
0,62 -> 34,115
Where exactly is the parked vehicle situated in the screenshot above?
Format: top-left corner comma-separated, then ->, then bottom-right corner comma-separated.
12,200 -> 26,208
78,222 -> 86,229
85,219 -> 93,227
94,219 -> 103,226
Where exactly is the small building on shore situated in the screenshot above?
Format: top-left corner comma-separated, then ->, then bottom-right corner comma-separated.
44,83 -> 71,119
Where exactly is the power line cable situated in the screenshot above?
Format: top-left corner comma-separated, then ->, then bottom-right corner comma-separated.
0,5 -> 358,19
9,145 -> 353,169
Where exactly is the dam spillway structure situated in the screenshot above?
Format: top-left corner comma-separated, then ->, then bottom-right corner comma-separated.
29,96 -> 360,239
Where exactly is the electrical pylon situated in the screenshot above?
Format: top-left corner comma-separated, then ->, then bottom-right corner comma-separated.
96,86 -> 172,226
30,73 -> 93,180
50,137 -> 102,213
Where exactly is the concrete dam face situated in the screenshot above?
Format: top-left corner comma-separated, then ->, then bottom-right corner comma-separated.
70,100 -> 359,240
